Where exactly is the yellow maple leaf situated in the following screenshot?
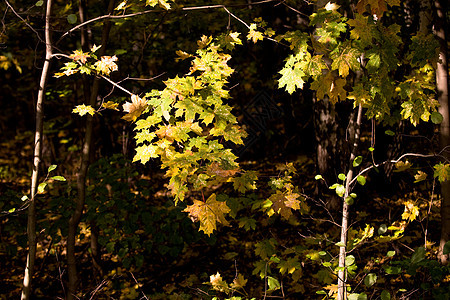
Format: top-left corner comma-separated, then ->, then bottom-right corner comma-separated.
102,101 -> 119,110
122,94 -> 148,122
132,144 -> 158,164
402,201 -> 419,222
94,55 -> 118,76
72,104 -> 96,116
210,272 -> 228,292
247,24 -> 264,43
69,49 -> 89,64
231,274 -> 248,289
183,194 -> 230,235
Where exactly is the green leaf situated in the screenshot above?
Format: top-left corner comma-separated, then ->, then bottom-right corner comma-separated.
364,273 -> 377,287
381,290 -> 391,300
106,241 -> 115,253
267,276 -> 280,290
410,247 -> 425,264
348,293 -> 367,300
37,182 -> 47,194
8,208 -> 16,213
50,176 -> 66,181
431,111 -> 443,124
383,265 -> 401,274
385,129 -> 395,136
278,64 -> 305,94
353,156 -> 362,167
369,147 -> 374,152
335,241 -> 345,247
21,195 -> 29,201
386,250 -> 396,257
48,164 -> 57,173
35,0 -> 44,6
443,241 -> 450,255
434,163 -> 450,182
338,173 -> 346,181
67,14 -> 77,24
322,262 -> 332,267
357,175 -> 366,186
345,255 -> 355,266
335,184 -> 345,197
329,183 -> 339,189
345,197 -> 354,205
315,175 -> 323,180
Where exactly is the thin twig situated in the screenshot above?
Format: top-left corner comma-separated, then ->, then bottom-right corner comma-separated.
4,0 -> 45,43
129,272 -> 149,300
57,0 -> 279,44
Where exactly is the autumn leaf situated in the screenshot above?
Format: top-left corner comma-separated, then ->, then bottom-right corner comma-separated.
247,23 -> 264,43
414,170 -> 427,183
207,162 -> 238,178
231,274 -> 248,289
69,49 -> 90,64
217,31 -> 242,51
346,14 -> 374,46
210,272 -> 228,292
122,94 -> 148,122
101,101 -> 119,110
401,201 -> 419,222
278,59 -> 305,94
73,104 -> 96,116
329,77 -> 347,104
232,171 -> 258,193
183,194 -> 231,236
133,144 -> 158,164
394,160 -> 412,172
434,163 -> 450,182
94,55 -> 118,75
330,44 -> 360,77
270,191 -> 293,220
134,129 -> 156,145
146,0 -> 171,9
197,35 -> 212,49
175,50 -> 191,61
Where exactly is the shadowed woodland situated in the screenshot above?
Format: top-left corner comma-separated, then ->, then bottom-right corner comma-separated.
0,0 -> 449,299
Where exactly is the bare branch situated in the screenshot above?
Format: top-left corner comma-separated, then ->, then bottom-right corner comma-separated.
4,0 -> 45,44
57,0 -> 279,44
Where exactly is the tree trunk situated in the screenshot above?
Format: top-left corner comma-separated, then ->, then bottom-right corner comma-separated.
434,0 -> 450,265
314,96 -> 340,210
66,1 -> 115,298
337,104 -> 363,300
21,1 -> 53,299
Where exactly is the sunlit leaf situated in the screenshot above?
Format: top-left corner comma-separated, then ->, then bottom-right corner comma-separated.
73,104 -> 96,116
123,94 -> 148,122
183,194 -> 230,236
